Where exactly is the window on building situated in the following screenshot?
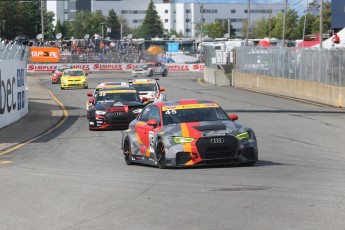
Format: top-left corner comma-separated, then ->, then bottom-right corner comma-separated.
202,9 -> 217,13
186,18 -> 191,22
163,0 -> 170,3
186,28 -> 191,32
186,9 -> 191,13
165,19 -> 168,23
165,10 -> 168,13
231,9 -> 236,13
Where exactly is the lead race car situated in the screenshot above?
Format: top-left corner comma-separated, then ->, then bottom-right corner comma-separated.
88,87 -> 149,130
121,99 -> 258,168
131,62 -> 168,77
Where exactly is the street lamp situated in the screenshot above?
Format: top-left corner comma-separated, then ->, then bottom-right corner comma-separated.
195,0 -> 204,62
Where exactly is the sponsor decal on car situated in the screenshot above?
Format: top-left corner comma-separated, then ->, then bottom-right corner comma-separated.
162,103 -> 219,111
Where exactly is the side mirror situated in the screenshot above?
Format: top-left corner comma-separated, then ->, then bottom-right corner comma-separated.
88,98 -> 94,104
229,114 -> 238,121
160,87 -> 165,92
142,97 -> 148,102
147,119 -> 157,127
87,92 -> 93,97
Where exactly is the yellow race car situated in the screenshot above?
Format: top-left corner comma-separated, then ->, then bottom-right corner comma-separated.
60,68 -> 88,90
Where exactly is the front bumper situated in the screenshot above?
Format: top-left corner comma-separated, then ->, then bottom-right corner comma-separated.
61,82 -> 88,88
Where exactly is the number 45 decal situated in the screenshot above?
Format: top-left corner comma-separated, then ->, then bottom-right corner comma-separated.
165,110 -> 176,115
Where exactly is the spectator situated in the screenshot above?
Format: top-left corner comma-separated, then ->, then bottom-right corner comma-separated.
332,33 -> 340,46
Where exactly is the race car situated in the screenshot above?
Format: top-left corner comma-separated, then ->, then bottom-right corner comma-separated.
60,68 -> 88,90
128,78 -> 166,103
51,65 -> 72,84
86,81 -> 130,118
132,62 -> 168,77
88,87 -> 149,130
121,99 -> 258,168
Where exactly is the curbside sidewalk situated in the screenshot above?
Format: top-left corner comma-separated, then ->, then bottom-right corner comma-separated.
0,75 -> 63,153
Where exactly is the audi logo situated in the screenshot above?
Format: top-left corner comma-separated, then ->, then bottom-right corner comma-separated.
210,138 -> 225,144
113,112 -> 125,116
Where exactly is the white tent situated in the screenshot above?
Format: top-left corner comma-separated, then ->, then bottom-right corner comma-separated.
172,54 -> 199,64
312,28 -> 345,48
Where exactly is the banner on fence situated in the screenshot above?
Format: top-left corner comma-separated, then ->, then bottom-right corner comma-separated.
30,47 -> 60,63
27,63 -> 205,73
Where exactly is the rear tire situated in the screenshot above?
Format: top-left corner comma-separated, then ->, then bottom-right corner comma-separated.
156,141 -> 166,169
162,69 -> 167,77
123,140 -> 133,165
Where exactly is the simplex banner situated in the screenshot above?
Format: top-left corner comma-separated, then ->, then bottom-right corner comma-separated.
27,63 -> 205,73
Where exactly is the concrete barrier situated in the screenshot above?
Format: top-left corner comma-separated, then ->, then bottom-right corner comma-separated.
233,70 -> 345,108
203,66 -> 230,86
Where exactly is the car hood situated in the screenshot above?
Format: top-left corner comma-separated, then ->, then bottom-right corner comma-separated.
161,121 -> 247,138
95,101 -> 143,110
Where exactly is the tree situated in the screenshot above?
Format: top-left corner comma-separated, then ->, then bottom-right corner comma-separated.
138,0 -> 164,38
223,19 -> 236,38
106,9 -> 121,39
203,20 -> 226,38
311,2 -> 331,34
252,17 -> 270,39
241,19 -> 253,39
271,9 -> 300,40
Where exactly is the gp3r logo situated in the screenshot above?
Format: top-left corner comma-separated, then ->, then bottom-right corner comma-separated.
31,51 -> 58,58
0,69 -> 25,115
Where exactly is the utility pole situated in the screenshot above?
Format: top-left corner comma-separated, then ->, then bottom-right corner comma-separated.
246,0 -> 250,45
200,3 -> 204,62
319,0 -> 323,49
228,18 -> 231,39
282,0 -> 288,46
269,0 -> 271,39
40,0 -> 44,42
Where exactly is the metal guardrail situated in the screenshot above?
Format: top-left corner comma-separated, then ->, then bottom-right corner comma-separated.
0,43 -> 30,61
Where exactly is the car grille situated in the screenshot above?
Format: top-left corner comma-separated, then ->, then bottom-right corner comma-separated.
105,112 -> 128,124
196,136 -> 238,159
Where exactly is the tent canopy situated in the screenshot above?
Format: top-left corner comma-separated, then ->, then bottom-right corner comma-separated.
147,46 -> 163,55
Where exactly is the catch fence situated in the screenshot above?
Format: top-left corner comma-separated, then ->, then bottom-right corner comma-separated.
235,46 -> 345,87
0,43 -> 30,61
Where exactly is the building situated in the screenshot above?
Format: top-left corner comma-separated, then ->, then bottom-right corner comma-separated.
46,0 -> 285,38
331,0 -> 345,30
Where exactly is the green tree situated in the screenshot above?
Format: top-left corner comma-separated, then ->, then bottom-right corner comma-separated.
252,17 -> 270,39
223,19 -> 236,38
138,0 -> 164,38
311,2 -> 331,34
69,10 -> 106,39
271,9 -> 299,40
106,9 -> 121,39
204,20 -> 226,38
241,19 -> 253,39
298,14 -> 318,39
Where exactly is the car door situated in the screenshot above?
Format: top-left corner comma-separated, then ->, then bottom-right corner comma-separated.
135,105 -> 161,157
154,62 -> 162,74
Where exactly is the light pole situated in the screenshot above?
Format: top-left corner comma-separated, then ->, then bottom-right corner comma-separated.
100,22 -> 105,38
195,0 -> 204,62
246,0 -> 250,45
319,0 -> 323,49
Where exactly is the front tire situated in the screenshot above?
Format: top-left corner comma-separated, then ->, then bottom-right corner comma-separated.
123,140 -> 133,165
156,141 -> 166,169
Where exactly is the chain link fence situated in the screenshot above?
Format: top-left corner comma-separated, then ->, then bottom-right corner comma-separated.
0,43 -> 30,61
235,46 -> 345,87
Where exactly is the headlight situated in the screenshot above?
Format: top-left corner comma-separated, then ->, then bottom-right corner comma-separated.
96,110 -> 106,115
62,79 -> 68,83
132,109 -> 142,114
236,132 -> 249,140
173,136 -> 195,144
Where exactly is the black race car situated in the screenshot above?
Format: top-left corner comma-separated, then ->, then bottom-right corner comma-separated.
88,87 -> 148,130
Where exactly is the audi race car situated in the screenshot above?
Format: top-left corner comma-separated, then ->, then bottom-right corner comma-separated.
131,62 -> 168,77
51,65 -> 72,84
88,87 -> 149,130
60,68 -> 88,90
128,78 -> 166,103
86,81 -> 130,118
121,99 -> 258,168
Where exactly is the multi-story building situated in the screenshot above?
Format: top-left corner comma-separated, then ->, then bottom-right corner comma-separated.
47,0 -> 285,38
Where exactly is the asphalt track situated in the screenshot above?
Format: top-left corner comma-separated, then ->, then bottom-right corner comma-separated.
0,72 -> 345,230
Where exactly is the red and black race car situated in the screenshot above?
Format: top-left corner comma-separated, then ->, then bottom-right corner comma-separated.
121,99 -> 258,168
88,87 -> 149,130
51,65 -> 72,84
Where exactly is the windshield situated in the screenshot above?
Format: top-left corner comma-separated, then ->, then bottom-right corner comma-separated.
132,84 -> 157,91
140,64 -> 154,69
64,70 -> 84,76
162,107 -> 229,125
96,92 -> 139,103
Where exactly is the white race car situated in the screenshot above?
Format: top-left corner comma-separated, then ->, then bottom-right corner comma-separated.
128,78 -> 166,103
132,62 -> 168,77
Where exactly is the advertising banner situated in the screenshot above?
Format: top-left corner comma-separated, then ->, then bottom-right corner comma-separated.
0,60 -> 28,129
27,63 -> 205,73
30,47 -> 60,63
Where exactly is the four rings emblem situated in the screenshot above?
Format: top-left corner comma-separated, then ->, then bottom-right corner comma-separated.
210,138 -> 224,144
